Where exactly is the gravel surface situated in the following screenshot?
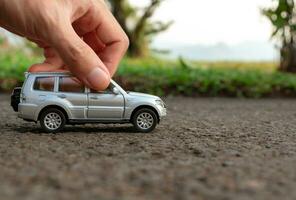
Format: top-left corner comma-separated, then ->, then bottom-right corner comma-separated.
1,94 -> 296,200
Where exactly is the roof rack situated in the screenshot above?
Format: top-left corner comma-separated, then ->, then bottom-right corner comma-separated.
24,71 -> 72,77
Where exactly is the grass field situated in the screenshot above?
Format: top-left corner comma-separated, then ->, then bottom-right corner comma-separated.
122,57 -> 278,72
1,49 -> 296,98
116,58 -> 296,97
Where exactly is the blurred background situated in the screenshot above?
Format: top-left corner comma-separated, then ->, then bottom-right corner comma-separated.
1,0 -> 296,97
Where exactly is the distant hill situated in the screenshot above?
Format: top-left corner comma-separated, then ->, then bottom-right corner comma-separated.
156,41 -> 278,61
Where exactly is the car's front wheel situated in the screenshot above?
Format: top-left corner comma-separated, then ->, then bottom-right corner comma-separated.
132,108 -> 158,133
40,108 -> 66,133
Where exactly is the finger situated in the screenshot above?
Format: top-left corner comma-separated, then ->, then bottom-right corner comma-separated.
83,31 -> 105,53
28,47 -> 66,72
28,63 -> 67,72
93,3 -> 129,76
49,22 -> 111,91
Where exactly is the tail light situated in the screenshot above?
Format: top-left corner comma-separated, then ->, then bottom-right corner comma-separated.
21,93 -> 26,103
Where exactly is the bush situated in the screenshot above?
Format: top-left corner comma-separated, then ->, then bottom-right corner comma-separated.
0,50 -> 41,81
115,58 -> 296,97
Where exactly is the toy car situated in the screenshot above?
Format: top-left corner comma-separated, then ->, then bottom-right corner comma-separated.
11,72 -> 167,133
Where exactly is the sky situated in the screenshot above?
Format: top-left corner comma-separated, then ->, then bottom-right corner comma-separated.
130,0 -> 273,47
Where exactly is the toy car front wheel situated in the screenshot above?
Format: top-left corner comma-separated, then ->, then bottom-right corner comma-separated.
132,108 -> 158,133
40,108 -> 66,133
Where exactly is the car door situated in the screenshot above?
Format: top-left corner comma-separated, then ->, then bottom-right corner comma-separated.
87,84 -> 125,119
57,76 -> 88,119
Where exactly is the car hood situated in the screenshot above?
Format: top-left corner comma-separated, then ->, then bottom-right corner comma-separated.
127,92 -> 159,100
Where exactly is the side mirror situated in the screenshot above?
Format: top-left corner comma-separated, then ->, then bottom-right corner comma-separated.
112,87 -> 120,95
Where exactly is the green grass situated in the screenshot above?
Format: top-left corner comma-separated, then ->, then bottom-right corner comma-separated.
0,50 -> 296,98
192,61 -> 277,72
116,61 -> 296,97
122,57 -> 278,72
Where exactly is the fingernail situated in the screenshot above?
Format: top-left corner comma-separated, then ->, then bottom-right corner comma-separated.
87,68 -> 110,91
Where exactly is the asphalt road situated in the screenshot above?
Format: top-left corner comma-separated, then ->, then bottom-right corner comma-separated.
1,94 -> 296,200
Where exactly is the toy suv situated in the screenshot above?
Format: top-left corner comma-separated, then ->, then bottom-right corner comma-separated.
11,72 -> 166,133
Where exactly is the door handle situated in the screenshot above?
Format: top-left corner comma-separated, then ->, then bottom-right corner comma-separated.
90,96 -> 98,100
58,94 -> 67,99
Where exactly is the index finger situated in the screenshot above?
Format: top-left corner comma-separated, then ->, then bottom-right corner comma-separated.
93,2 -> 129,77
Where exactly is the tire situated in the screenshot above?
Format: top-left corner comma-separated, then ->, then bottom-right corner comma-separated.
132,108 -> 158,133
40,108 -> 66,133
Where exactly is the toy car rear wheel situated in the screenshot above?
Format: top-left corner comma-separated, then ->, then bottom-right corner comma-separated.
40,108 -> 66,133
132,108 -> 157,133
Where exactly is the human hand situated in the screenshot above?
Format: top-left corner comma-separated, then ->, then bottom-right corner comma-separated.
0,0 -> 129,90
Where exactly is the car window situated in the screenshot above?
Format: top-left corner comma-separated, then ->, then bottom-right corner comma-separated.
90,84 -> 114,94
33,77 -> 55,92
59,77 -> 85,93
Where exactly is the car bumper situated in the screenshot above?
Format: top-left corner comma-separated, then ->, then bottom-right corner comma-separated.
18,103 -> 38,121
156,105 -> 167,119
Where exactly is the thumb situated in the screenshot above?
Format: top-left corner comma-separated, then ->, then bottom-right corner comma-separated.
48,22 -> 110,91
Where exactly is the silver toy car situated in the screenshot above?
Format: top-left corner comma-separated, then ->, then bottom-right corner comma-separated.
11,72 -> 166,133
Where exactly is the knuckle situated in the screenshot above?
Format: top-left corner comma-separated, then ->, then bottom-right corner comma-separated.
65,44 -> 87,66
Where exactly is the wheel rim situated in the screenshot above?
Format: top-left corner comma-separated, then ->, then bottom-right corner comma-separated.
44,112 -> 62,130
136,112 -> 154,130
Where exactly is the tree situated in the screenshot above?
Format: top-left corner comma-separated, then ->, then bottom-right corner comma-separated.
263,0 -> 296,72
108,0 -> 173,57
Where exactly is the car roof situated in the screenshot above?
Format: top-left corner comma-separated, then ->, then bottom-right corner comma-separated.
25,72 -> 116,83
26,72 -> 72,76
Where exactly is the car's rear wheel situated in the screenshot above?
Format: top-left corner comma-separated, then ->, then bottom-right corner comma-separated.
132,108 -> 157,133
40,108 -> 66,133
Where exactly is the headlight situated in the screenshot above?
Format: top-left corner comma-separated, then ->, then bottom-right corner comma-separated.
155,100 -> 165,108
